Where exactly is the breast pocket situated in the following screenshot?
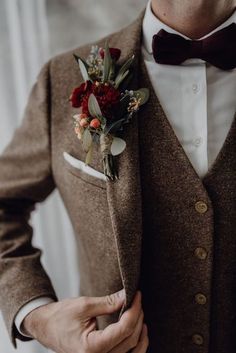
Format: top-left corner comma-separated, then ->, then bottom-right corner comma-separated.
63,151 -> 107,189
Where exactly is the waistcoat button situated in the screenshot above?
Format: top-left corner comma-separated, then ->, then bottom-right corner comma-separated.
195,293 -> 207,305
192,334 -> 204,345
194,247 -> 208,260
195,201 -> 208,214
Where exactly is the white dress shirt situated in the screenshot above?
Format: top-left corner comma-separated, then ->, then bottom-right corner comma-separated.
142,0 -> 236,178
15,1 -> 236,337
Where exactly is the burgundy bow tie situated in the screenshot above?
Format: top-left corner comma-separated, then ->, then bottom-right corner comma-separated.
152,23 -> 236,70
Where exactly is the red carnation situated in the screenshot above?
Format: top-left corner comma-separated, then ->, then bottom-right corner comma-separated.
82,82 -> 120,118
69,81 -> 92,108
100,47 -> 121,62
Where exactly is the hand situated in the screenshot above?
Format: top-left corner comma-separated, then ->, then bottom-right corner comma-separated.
22,290 -> 149,353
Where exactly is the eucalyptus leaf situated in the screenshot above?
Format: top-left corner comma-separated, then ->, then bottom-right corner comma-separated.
82,128 -> 93,152
119,72 -> 134,91
105,118 -> 126,135
115,55 -> 134,86
79,59 -> 90,82
93,133 -> 100,144
119,55 -> 135,75
88,94 -> 102,117
85,143 -> 93,165
114,70 -> 130,89
103,42 -> 112,82
73,54 -> 89,69
109,62 -> 116,81
133,88 -> 150,106
99,115 -> 107,126
73,53 -> 80,63
111,137 -> 127,156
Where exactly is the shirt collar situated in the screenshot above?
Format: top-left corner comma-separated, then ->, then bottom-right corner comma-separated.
142,0 -> 236,55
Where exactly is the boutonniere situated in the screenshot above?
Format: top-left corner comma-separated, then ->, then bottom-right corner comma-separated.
69,43 -> 149,180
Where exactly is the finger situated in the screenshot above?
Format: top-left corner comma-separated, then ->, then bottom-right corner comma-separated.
79,289 -> 126,318
109,309 -> 144,353
87,291 -> 142,352
132,324 -> 149,353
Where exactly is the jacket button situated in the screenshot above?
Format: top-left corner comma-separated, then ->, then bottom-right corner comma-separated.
194,247 -> 208,260
192,334 -> 204,345
195,293 -> 207,305
195,201 -> 208,214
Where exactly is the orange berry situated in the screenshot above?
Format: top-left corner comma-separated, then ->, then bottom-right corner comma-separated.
90,118 -> 101,129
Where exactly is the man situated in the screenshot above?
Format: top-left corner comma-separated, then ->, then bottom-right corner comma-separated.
0,0 -> 235,352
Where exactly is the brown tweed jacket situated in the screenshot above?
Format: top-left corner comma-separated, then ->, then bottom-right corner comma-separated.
0,12 -> 145,346
1,9 -> 236,353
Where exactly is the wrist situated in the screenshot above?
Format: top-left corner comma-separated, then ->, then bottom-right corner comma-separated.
22,302 -> 53,338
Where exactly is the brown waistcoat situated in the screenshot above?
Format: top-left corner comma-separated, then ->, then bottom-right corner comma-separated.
139,60 -> 236,352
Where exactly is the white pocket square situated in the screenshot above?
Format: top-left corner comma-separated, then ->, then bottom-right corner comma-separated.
63,152 -> 107,181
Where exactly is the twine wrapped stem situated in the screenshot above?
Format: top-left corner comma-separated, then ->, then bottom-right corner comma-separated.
100,133 -> 118,180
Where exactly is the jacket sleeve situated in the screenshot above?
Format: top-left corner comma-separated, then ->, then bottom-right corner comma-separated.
0,60 -> 58,347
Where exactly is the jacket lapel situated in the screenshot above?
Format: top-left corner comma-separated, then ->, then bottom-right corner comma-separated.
104,12 -> 145,311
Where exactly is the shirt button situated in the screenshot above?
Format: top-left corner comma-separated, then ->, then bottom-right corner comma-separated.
193,137 -> 203,147
195,201 -> 208,214
194,247 -> 208,260
192,83 -> 200,93
192,334 -> 204,345
195,293 -> 207,305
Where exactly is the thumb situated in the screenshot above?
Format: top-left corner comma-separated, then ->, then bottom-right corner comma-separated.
82,289 -> 126,317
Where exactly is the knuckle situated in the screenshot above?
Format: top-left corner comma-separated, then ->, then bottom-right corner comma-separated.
124,323 -> 135,336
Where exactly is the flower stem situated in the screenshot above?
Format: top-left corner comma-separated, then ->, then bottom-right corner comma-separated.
102,154 -> 118,180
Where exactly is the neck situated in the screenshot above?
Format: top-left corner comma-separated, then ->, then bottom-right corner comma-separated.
151,0 -> 236,39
